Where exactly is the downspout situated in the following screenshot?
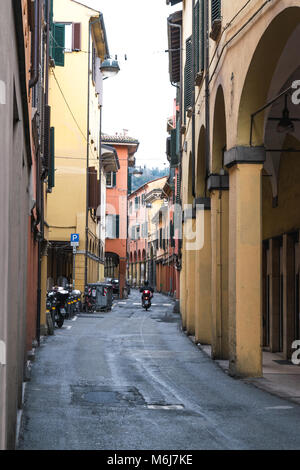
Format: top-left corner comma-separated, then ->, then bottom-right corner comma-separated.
36,0 -> 49,346
205,0 -> 211,184
29,0 -> 41,89
167,17 -> 183,270
85,17 -> 100,288
192,0 -> 196,197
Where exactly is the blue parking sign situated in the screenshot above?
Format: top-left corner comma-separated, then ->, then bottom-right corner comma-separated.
71,233 -> 80,245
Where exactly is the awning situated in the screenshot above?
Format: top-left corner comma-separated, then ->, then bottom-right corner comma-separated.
101,144 -> 120,173
167,10 -> 182,84
166,0 -> 182,5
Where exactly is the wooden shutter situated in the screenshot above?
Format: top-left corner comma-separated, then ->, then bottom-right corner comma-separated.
49,0 -> 54,60
193,1 -> 200,76
211,0 -> 221,26
184,37 -> 193,113
43,105 -> 51,171
72,23 -> 81,51
115,215 -> 120,239
113,172 -> 117,187
53,23 -> 65,67
128,170 -> 132,195
48,127 -> 55,189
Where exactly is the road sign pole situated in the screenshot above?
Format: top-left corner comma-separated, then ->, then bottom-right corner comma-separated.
73,246 -> 77,290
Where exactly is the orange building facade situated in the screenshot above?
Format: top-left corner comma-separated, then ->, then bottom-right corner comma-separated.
103,134 -> 139,298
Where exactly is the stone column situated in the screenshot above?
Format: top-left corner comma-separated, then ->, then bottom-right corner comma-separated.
184,213 -> 196,335
209,175 -> 229,359
282,233 -> 296,359
40,242 -> 49,336
225,146 -> 265,377
269,238 -> 281,352
180,229 -> 187,328
193,198 -> 212,345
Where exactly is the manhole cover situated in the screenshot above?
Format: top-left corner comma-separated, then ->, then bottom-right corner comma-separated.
84,391 -> 119,404
71,385 -> 145,407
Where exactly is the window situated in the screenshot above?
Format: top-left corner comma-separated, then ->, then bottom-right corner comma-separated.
106,214 -> 120,239
184,37 -> 193,115
135,196 -> 140,210
51,22 -> 82,66
106,172 -> 116,188
64,24 -> 73,52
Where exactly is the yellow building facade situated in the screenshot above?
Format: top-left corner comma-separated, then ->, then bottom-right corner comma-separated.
46,0 -> 117,297
171,0 -> 300,377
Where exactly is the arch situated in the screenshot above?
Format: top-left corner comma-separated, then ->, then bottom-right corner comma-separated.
129,252 -> 133,263
212,86 -> 227,173
196,126 -> 206,197
142,249 -> 146,261
237,7 -> 300,146
138,249 -> 141,262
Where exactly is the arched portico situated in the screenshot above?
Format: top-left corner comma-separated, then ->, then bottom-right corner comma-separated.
224,5 -> 300,377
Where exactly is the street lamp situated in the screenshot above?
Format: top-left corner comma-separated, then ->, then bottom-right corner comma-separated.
100,57 -> 120,79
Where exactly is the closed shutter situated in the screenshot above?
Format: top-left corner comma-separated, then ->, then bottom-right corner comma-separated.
72,23 -> 81,51
211,0 -> 221,26
48,127 -> 55,189
128,170 -> 132,195
53,23 -> 65,67
184,37 -> 193,114
43,105 -> 51,171
170,129 -> 178,167
115,215 -> 120,239
113,171 -> 117,187
194,1 -> 200,76
49,0 -> 54,60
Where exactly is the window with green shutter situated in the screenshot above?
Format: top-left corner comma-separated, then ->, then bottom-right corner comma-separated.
115,215 -> 120,239
48,127 -> 55,189
211,0 -> 222,40
211,0 -> 221,25
184,37 -> 193,116
53,23 -> 65,67
193,1 -> 205,79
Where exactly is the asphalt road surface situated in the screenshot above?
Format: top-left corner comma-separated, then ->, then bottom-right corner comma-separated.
18,290 -> 300,450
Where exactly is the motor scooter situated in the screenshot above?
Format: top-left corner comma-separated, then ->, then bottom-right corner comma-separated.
141,289 -> 152,311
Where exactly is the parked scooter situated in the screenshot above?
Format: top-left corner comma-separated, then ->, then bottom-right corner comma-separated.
47,287 -> 68,328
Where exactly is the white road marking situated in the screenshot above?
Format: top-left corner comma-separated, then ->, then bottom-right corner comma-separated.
147,404 -> 184,410
133,303 -> 140,305
118,302 -> 127,305
265,406 -> 293,410
163,304 -> 172,307
72,316 -> 78,322
66,326 -> 72,330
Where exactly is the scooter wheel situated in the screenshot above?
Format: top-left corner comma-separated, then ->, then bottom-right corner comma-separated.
56,318 -> 64,328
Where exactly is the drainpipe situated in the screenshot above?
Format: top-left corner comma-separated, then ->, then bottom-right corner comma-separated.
167,17 -> 183,271
85,18 -> 101,288
192,0 -> 196,197
29,0 -> 41,89
205,0 -> 211,182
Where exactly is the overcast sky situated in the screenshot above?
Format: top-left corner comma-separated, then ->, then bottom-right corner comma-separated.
81,0 -> 178,169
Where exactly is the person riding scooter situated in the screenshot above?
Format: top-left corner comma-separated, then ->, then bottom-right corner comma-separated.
140,281 -> 154,310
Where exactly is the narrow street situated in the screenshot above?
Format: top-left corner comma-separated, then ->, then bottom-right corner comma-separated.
18,291 -> 300,450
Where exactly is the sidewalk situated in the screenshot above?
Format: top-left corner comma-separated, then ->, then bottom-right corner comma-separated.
189,337 -> 300,405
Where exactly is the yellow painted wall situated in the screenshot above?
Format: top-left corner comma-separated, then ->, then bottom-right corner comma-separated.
48,0 -> 106,292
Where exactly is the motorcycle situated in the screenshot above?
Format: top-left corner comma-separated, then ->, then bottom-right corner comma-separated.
47,287 -> 68,328
141,289 -> 152,311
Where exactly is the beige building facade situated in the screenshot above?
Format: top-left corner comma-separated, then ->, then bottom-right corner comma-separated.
46,0 -> 118,296
169,0 -> 300,377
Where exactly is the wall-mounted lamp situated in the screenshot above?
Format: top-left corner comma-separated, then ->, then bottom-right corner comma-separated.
100,57 -> 120,79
